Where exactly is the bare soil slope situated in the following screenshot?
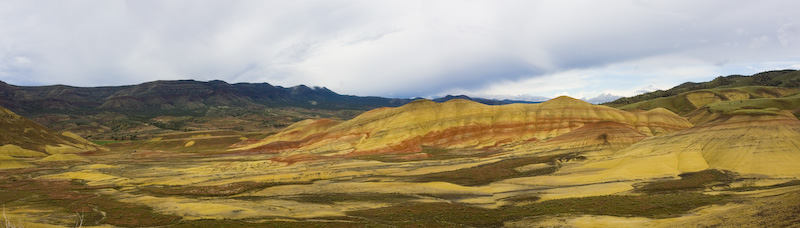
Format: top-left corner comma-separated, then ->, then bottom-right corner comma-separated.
0,106 -> 103,168
233,97 -> 692,157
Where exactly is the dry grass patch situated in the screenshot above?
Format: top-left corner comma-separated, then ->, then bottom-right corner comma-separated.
285,193 -> 418,204
638,169 -> 735,192
348,192 -> 731,227
0,176 -> 180,227
349,202 -> 505,227
72,195 -> 181,227
728,179 -> 800,192
142,181 -> 311,197
166,219 -> 366,228
409,154 -> 564,186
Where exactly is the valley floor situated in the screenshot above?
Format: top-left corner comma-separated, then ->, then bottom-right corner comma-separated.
2,132 -> 798,228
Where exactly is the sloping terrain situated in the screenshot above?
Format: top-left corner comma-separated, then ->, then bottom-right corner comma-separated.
1,79 -> 533,140
233,97 -> 692,157
2,77 -> 800,227
0,154 -> 34,169
620,111 -> 800,177
0,80 -> 533,116
512,185 -> 800,227
606,70 -> 800,124
607,69 -> 800,109
513,111 -> 800,188
0,79 -> 405,115
513,121 -> 651,159
604,70 -> 800,131
0,79 -> 406,140
0,106 -> 105,161
612,86 -> 800,118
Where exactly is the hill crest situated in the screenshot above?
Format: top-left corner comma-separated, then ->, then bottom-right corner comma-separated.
233,96 -> 692,156
0,106 -> 104,168
606,69 -> 800,107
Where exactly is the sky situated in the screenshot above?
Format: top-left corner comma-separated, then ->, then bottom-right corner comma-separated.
1,0 -> 800,101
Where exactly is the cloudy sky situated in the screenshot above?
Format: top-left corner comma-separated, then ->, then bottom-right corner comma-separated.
1,0 -> 799,101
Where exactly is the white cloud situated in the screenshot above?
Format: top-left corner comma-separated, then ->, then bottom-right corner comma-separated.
0,0 -> 798,99
13,57 -> 32,64
749,36 -> 772,49
466,55 -> 721,98
778,22 -> 800,47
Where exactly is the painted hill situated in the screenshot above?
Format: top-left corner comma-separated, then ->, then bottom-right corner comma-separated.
0,106 -> 105,163
232,97 -> 693,157
536,110 -> 800,186
516,121 -> 651,159
236,94 -> 800,181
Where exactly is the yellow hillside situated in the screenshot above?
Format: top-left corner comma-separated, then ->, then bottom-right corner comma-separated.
613,86 -> 800,124
38,153 -> 89,162
0,154 -> 34,169
540,111 -> 800,185
233,97 -> 693,156
0,144 -> 48,157
514,121 -> 650,159
0,106 -> 106,157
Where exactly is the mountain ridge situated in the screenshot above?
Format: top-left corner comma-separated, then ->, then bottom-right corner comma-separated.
0,79 -> 404,115
0,79 -> 533,139
0,79 -> 537,116
605,69 -> 800,107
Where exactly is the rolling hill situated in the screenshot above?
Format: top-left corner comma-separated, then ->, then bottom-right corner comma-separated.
3,70 -> 800,227
0,80 -> 534,140
232,97 -> 692,157
606,69 -> 800,108
0,106 -> 105,169
532,110 -> 800,186
605,70 -> 800,125
235,91 -> 800,183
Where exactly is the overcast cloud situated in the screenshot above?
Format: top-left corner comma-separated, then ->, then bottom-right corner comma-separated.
1,0 -> 799,100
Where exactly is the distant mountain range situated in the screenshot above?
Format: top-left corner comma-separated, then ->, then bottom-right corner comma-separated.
0,79 -> 534,139
4,69 -> 794,140
430,95 -> 541,105
0,79 -> 535,117
582,93 -> 622,104
0,80 -> 402,116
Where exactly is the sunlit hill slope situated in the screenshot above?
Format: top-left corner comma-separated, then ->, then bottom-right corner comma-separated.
238,92 -> 800,181
233,97 -> 692,157
0,106 -> 104,169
